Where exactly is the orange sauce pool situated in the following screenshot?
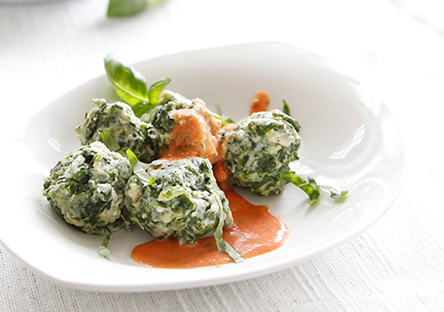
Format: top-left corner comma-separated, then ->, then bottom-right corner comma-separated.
131,182 -> 290,268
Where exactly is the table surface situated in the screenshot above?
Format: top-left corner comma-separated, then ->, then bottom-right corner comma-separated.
1,0 -> 443,311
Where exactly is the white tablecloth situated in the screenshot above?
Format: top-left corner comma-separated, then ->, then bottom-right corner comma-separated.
1,0 -> 443,311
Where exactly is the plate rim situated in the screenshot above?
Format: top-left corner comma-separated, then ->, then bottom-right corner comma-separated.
0,41 -> 405,292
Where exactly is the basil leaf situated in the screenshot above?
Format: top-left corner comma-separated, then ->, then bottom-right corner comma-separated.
280,172 -> 347,204
148,76 -> 171,106
100,131 -> 121,152
104,54 -> 172,117
133,76 -> 171,117
132,102 -> 151,118
283,100 -> 291,116
99,234 -> 111,259
214,197 -> 244,263
104,53 -> 148,105
107,0 -> 148,17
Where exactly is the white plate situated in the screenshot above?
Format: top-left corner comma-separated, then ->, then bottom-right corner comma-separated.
0,42 -> 404,292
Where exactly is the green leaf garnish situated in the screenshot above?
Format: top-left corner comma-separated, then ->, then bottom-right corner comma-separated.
280,172 -> 348,204
107,0 -> 147,17
126,148 -> 138,167
104,54 -> 171,117
280,172 -> 319,204
216,105 -> 235,126
321,185 -> 349,200
104,53 -> 148,105
283,100 -> 291,116
214,197 -> 243,263
126,149 -> 152,185
99,234 -> 111,259
133,76 -> 171,117
130,102 -> 149,117
100,131 -> 121,152
148,76 -> 171,106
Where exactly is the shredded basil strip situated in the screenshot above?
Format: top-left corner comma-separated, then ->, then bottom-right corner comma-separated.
283,100 -> 291,116
107,0 -> 147,17
280,172 -> 348,204
104,53 -> 148,105
100,131 -> 121,152
280,172 -> 320,204
126,149 -> 151,185
99,234 -> 111,259
216,105 -> 235,126
214,197 -> 244,263
321,185 -> 349,200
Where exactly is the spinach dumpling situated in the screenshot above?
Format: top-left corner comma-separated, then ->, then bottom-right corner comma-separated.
43,142 -> 132,234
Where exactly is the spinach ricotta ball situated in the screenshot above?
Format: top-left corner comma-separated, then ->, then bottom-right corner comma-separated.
42,142 -> 132,234
221,109 -> 301,196
125,157 -> 233,244
141,91 -> 222,164
75,98 -> 156,163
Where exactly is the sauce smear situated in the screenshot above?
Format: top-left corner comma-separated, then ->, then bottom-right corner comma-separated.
163,98 -> 221,164
250,91 -> 270,115
131,182 -> 289,268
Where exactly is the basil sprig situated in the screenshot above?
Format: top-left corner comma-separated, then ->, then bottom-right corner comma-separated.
104,53 -> 170,117
104,53 -> 149,104
280,172 -> 348,204
132,76 -> 171,117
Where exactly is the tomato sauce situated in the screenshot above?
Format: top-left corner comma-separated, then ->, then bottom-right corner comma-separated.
250,91 -> 270,115
131,182 -> 289,268
131,92 -> 288,268
213,160 -> 230,182
162,99 -> 221,164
